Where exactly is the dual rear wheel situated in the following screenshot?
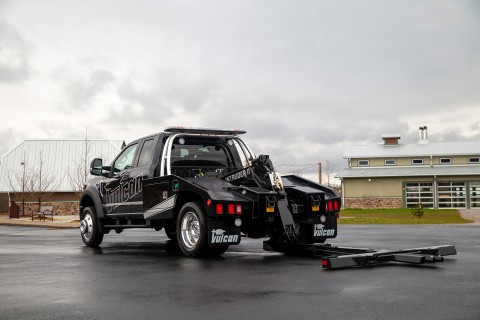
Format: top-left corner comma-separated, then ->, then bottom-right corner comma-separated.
176,202 -> 228,257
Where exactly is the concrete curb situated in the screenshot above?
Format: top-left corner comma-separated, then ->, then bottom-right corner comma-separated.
0,215 -> 80,229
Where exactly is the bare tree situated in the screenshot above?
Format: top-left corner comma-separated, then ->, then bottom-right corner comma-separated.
68,127 -> 92,196
6,152 -> 31,216
322,159 -> 341,188
323,159 -> 334,187
26,151 -> 61,211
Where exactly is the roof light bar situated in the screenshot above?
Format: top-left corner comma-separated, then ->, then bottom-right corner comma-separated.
164,126 -> 246,135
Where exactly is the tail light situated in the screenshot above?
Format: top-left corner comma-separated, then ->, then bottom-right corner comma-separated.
327,201 -> 333,211
326,200 -> 339,212
216,203 -> 243,215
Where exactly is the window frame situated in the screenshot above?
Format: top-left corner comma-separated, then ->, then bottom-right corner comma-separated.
468,157 -> 480,164
357,160 -> 369,167
384,159 -> 396,166
412,158 -> 424,165
440,158 -> 452,165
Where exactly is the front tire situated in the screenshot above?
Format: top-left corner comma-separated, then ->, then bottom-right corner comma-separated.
80,206 -> 104,247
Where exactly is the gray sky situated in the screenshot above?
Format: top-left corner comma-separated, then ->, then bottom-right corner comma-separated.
1,0 -> 479,182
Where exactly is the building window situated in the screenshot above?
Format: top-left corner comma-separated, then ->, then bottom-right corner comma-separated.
437,182 -> 466,208
404,182 -> 434,208
358,160 -> 369,166
412,159 -> 424,165
385,159 -> 396,166
469,157 -> 480,164
440,158 -> 452,165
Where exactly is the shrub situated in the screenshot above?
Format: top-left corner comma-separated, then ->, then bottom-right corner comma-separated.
411,203 -> 424,219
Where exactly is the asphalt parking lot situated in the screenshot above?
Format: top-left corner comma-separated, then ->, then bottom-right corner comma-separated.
0,224 -> 479,320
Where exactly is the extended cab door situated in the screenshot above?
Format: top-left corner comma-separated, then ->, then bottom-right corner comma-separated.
128,137 -> 156,214
103,142 -> 139,216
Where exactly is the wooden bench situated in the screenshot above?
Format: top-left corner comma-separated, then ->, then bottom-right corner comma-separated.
31,206 -> 55,221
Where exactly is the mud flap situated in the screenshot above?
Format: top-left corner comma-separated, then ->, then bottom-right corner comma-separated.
207,220 -> 241,247
312,215 -> 337,240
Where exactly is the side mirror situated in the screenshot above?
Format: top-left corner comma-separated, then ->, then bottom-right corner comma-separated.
90,158 -> 103,176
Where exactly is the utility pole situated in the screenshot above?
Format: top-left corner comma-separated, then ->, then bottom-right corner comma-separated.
21,161 -> 25,216
318,162 -> 322,184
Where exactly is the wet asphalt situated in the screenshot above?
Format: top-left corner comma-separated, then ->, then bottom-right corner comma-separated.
0,224 -> 479,320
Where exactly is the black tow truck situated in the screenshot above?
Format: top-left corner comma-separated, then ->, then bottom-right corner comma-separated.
80,127 -> 456,269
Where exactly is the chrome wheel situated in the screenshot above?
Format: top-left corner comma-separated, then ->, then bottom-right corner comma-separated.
180,211 -> 200,250
80,206 -> 103,247
81,212 -> 93,242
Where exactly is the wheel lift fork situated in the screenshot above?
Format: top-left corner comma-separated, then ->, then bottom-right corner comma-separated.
263,241 -> 457,270
321,244 -> 457,269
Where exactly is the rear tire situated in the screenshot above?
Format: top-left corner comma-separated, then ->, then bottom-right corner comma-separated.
177,202 -> 208,257
176,202 -> 229,257
80,206 -> 104,247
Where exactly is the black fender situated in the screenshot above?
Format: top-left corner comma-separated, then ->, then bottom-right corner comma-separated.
80,186 -> 105,220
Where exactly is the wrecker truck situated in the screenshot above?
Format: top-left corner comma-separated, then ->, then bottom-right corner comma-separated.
80,127 -> 456,269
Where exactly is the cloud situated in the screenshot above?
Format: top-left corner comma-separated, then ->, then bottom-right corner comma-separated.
115,67 -> 220,124
0,20 -> 33,83
52,57 -> 115,111
0,127 -> 25,158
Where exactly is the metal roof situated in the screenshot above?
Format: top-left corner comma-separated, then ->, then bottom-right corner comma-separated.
336,165 -> 480,179
0,140 -> 122,192
343,141 -> 480,158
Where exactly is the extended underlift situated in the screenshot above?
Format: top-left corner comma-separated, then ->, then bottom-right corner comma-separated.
264,240 -> 457,269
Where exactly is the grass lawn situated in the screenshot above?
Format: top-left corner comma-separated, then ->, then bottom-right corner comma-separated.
338,208 -> 472,224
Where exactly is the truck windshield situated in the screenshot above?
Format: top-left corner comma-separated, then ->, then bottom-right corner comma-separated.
170,136 -> 245,178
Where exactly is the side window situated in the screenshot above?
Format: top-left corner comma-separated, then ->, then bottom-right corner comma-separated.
137,139 -> 154,167
113,144 -> 138,172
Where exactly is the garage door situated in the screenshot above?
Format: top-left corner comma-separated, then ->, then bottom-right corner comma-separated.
470,182 -> 480,208
404,182 -> 434,208
437,182 -> 466,209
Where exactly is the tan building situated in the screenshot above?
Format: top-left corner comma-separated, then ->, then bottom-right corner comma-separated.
336,128 -> 480,209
